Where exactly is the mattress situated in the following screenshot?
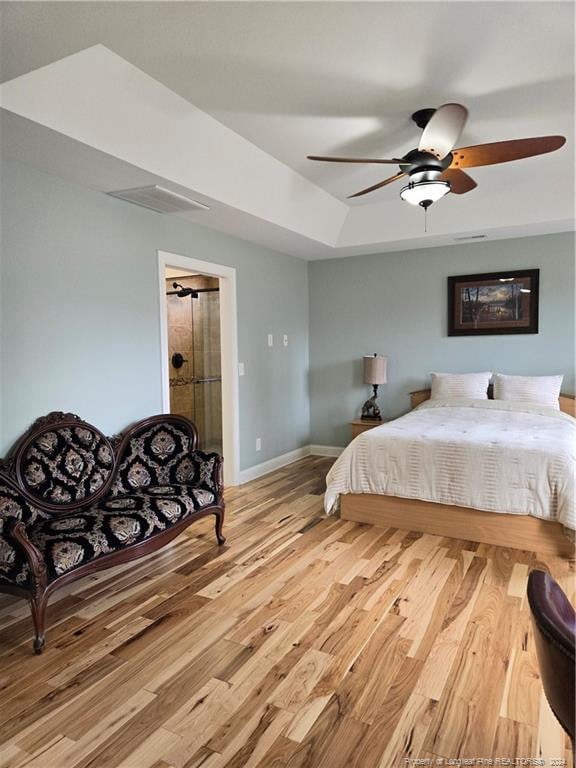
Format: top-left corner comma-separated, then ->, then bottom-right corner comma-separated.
325,399 -> 576,531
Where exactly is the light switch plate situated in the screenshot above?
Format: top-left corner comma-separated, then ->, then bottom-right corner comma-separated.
256,437 -> 262,451
267,334 -> 273,347
283,335 -> 289,347
238,362 -> 245,376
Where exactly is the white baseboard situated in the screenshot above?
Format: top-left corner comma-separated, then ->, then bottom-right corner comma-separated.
237,443 -> 346,484
238,446 -> 311,484
308,444 -> 344,457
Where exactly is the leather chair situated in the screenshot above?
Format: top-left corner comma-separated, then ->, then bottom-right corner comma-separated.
527,570 -> 575,754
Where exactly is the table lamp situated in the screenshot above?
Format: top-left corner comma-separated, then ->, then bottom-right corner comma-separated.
361,354 -> 387,420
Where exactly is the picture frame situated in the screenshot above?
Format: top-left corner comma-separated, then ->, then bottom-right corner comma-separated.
448,269 -> 539,336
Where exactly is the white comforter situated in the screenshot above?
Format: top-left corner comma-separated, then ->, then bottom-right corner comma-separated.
325,399 -> 576,530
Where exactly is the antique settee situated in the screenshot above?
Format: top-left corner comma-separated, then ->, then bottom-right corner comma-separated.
0,411 -> 225,653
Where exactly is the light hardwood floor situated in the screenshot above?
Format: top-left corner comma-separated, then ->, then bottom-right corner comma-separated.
0,456 -> 573,768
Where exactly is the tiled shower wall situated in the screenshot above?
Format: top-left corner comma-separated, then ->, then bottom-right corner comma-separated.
166,274 -> 222,453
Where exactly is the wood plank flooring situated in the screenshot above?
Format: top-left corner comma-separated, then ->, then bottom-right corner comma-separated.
0,456 -> 573,768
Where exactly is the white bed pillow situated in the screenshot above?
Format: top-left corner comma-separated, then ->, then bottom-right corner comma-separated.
493,373 -> 563,409
430,372 -> 491,400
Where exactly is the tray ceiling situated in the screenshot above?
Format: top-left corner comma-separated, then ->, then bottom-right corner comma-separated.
1,1 -> 574,259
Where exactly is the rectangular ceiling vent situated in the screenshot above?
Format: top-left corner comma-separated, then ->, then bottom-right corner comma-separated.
453,234 -> 487,242
107,185 -> 209,214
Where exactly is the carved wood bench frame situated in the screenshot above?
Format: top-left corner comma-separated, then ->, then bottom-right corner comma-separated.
0,412 -> 225,653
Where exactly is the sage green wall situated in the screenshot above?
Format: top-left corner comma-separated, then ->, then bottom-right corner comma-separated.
0,159 -> 310,470
309,232 -> 575,447
2,160 -> 574,463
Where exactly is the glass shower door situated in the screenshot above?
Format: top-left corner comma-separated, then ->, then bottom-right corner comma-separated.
191,288 -> 222,455
167,276 -> 222,456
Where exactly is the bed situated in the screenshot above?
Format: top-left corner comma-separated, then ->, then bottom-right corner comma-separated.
325,390 -> 576,556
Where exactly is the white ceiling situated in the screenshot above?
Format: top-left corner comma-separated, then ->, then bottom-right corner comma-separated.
1,1 -> 574,259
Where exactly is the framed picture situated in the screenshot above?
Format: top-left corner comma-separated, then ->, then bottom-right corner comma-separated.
448,269 -> 539,336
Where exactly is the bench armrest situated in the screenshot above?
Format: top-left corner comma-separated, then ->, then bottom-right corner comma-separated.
0,481 -> 47,588
186,451 -> 223,499
0,480 -> 44,535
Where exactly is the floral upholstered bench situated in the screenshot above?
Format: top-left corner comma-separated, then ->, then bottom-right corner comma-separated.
0,412 -> 225,653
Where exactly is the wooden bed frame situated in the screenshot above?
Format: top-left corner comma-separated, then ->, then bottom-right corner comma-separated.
341,388 -> 576,557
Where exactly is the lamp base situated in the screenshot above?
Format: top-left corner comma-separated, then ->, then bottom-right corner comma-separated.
361,385 -> 382,420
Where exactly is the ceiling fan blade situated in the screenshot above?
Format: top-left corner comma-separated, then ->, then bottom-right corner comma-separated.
347,172 -> 405,199
307,155 -> 403,164
418,103 -> 468,159
441,168 -> 477,194
449,136 -> 566,168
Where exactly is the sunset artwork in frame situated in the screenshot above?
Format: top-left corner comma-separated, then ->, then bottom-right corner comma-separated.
448,269 -> 539,336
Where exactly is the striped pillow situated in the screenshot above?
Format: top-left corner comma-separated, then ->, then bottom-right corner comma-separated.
430,372 -> 491,400
493,374 -> 563,409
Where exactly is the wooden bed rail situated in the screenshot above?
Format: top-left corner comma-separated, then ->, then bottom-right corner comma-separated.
340,387 -> 576,558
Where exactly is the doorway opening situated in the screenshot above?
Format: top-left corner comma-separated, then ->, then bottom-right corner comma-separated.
158,251 -> 239,486
165,269 -> 222,455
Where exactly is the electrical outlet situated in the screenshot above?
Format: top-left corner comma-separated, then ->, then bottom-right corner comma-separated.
267,334 -> 274,347
238,362 -> 245,376
283,335 -> 289,347
256,437 -> 262,451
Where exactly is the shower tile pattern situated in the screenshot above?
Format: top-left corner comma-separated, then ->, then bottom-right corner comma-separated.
166,275 -> 222,454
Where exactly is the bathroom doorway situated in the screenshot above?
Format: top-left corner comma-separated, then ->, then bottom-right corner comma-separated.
158,251 -> 240,486
165,269 -> 222,455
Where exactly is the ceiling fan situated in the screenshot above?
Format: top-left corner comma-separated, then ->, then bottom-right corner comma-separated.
307,104 -> 566,210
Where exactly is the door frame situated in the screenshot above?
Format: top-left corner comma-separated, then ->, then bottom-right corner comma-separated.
157,250 -> 240,486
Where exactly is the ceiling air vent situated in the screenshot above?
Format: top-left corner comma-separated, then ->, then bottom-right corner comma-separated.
453,234 -> 487,242
107,185 -> 209,214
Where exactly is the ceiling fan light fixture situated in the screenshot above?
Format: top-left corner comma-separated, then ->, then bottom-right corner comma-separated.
400,179 -> 451,207
307,103 -> 565,206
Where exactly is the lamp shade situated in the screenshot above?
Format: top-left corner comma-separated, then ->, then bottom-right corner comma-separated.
363,355 -> 387,385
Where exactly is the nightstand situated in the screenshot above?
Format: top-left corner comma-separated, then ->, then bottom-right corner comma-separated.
350,419 -> 385,440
